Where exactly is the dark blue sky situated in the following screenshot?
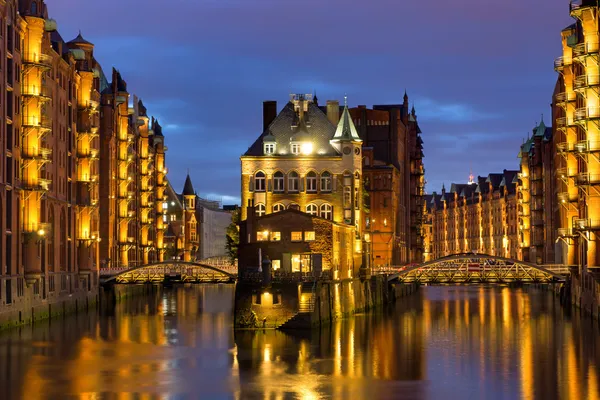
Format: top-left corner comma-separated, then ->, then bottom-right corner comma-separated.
51,0 -> 571,204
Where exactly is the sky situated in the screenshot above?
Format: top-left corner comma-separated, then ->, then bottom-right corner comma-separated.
49,0 -> 572,204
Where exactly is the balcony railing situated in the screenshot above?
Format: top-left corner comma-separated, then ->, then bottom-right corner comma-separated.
574,218 -> 600,231
555,91 -> 576,103
555,116 -> 574,128
558,228 -> 575,237
572,41 -> 599,58
22,116 -> 52,130
556,141 -> 575,153
558,191 -> 578,203
21,83 -> 52,98
576,172 -> 600,184
554,56 -> 567,71
574,74 -> 600,89
557,167 -> 577,178
22,52 -> 53,67
575,107 -> 600,121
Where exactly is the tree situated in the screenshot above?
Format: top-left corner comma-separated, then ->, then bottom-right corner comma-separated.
225,208 -> 240,265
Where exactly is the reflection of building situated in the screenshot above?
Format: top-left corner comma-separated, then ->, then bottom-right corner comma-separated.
349,93 -> 425,266
0,0 -> 173,326
239,94 -> 363,278
426,170 -> 519,260
163,175 -> 232,262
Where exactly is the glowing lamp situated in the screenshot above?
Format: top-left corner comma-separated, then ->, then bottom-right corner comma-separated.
37,229 -> 45,237
301,142 -> 313,155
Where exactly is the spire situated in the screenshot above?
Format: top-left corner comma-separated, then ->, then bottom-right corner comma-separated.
182,174 -> 195,196
403,90 -> 409,104
331,98 -> 361,143
313,90 -> 318,106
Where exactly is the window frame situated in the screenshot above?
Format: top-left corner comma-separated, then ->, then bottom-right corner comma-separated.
291,143 -> 300,155
273,171 -> 284,193
320,171 -> 332,192
256,203 -> 266,217
288,171 -> 299,192
306,171 -> 317,193
273,203 -> 285,213
255,171 -> 266,192
306,203 -> 318,216
320,203 -> 332,220
291,231 -> 303,242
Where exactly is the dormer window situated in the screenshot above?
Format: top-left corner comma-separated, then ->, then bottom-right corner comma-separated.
291,143 -> 300,155
264,143 -> 275,155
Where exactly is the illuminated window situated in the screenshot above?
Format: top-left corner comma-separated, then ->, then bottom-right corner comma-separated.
273,203 -> 285,213
257,231 -> 269,241
163,214 -> 167,222
272,260 -> 281,270
162,202 -> 168,210
291,231 -> 302,241
288,171 -> 299,192
273,171 -> 284,192
256,203 -> 266,217
344,187 -> 351,207
270,231 -> 281,241
306,203 -> 318,216
306,171 -> 317,192
320,171 -> 332,192
320,203 -> 332,220
264,143 -> 275,154
170,214 -> 176,222
291,143 -> 300,155
255,171 -> 266,192
305,231 -> 315,241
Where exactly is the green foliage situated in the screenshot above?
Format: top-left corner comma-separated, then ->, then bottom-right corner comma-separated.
362,179 -> 371,215
225,208 -> 240,264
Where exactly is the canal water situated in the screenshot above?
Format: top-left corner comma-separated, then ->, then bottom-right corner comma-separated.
0,285 -> 599,400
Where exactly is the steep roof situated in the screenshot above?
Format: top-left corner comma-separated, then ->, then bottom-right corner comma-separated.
182,174 -> 195,196
68,32 -> 93,46
331,105 -> 361,142
244,101 -> 339,156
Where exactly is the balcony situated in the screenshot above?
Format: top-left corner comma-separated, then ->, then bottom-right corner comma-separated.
558,191 -> 578,203
570,0 -> 597,17
21,83 -> 52,99
555,91 -> 576,105
22,178 -> 51,192
572,41 -> 599,60
22,52 -> 53,68
22,146 -> 52,162
574,74 -> 600,91
558,228 -> 576,237
575,106 -> 600,122
554,56 -> 568,71
22,116 -> 52,130
576,172 -> 600,185
557,167 -> 577,179
555,116 -> 574,128
78,150 -> 99,160
574,218 -> 600,231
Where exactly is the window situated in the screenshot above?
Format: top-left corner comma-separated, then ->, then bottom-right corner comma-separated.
256,203 -> 266,217
255,172 -> 266,192
273,203 -> 285,213
288,171 -> 299,192
305,231 -> 315,241
306,171 -> 317,193
291,143 -> 300,155
288,203 -> 300,210
31,2 -> 37,14
257,230 -> 269,241
291,231 -> 303,241
270,231 -> 281,241
264,143 -> 275,154
272,260 -> 281,270
320,203 -> 332,220
273,171 -> 284,192
321,171 -> 332,192
306,204 -> 318,216
344,187 -> 351,207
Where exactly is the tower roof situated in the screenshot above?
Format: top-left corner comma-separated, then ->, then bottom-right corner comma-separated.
331,104 -> 362,142
68,31 -> 93,46
182,174 -> 195,196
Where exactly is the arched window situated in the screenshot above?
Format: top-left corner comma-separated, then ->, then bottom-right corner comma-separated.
320,171 -> 332,192
273,171 -> 284,193
273,203 -> 285,213
30,2 -> 37,14
306,204 -> 318,216
256,203 -> 266,217
288,171 -> 299,192
255,171 -> 266,192
288,203 -> 300,210
320,203 -> 332,220
306,171 -> 317,193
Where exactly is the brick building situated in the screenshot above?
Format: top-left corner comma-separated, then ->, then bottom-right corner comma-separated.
240,94 -> 364,279
425,170 -> 519,260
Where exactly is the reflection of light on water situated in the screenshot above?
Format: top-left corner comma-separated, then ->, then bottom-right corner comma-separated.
589,366 -> 600,400
263,344 -> 271,363
519,290 -> 533,400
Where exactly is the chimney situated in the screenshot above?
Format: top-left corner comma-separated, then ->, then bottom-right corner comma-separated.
263,101 -> 277,132
326,100 -> 340,125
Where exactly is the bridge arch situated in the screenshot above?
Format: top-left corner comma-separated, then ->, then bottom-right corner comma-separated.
101,261 -> 235,284
388,253 -> 565,283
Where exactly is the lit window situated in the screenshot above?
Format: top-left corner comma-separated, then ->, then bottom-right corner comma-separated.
291,231 -> 303,241
270,231 -> 281,241
273,171 -> 284,192
257,231 -> 269,241
264,143 -> 275,154
162,202 -> 168,210
320,203 -> 332,220
306,171 -> 317,193
163,214 -> 167,222
306,204 -> 318,216
272,260 -> 281,270
291,143 -> 300,155
321,171 -> 332,192
256,203 -> 266,217
170,214 -> 176,222
305,231 -> 315,241
273,203 -> 285,213
288,171 -> 299,192
255,172 -> 266,192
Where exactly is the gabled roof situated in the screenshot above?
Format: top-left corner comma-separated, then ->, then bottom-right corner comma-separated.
244,101 -> 339,156
68,32 -> 93,46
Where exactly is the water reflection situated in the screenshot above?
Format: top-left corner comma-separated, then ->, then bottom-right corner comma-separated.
0,285 -> 598,399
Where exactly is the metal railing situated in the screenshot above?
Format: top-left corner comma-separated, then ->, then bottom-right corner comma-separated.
22,116 -> 52,129
22,53 -> 53,67
555,91 -> 576,103
21,83 -> 52,98
576,172 -> 600,184
575,106 -> 600,121
574,218 -> 600,230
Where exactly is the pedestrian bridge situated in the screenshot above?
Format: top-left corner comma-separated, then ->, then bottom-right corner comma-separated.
100,261 -> 236,284
386,254 -> 566,284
